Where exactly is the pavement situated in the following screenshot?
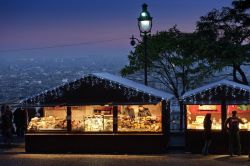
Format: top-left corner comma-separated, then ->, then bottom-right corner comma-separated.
0,135 -> 25,148
0,135 -> 249,166
0,147 -> 249,166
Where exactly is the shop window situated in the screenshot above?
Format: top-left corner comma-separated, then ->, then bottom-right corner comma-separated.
71,106 -> 113,132
187,105 -> 221,130
27,106 -> 67,131
117,103 -> 162,132
27,104 -> 164,133
226,105 -> 250,131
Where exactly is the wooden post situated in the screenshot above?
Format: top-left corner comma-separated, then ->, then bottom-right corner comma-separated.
184,104 -> 187,131
113,106 -> 118,133
39,107 -> 44,117
167,100 -> 170,135
179,100 -> 184,131
183,104 -> 188,149
161,100 -> 168,150
162,100 -> 168,136
67,106 -> 71,132
221,100 -> 227,131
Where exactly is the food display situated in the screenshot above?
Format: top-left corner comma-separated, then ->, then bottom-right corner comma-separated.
71,115 -> 113,132
237,118 -> 250,131
187,105 -> 250,130
187,105 -> 222,130
239,121 -> 250,131
118,115 -> 161,132
117,104 -> 162,132
187,115 -> 221,130
84,115 -> 113,132
227,105 -> 250,131
27,104 -> 162,133
104,115 -> 113,131
70,106 -> 113,132
212,118 -> 221,130
28,116 -> 67,131
71,120 -> 84,131
187,115 -> 204,130
84,115 -> 103,132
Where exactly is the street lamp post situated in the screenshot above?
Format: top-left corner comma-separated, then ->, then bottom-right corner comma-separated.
130,3 -> 152,86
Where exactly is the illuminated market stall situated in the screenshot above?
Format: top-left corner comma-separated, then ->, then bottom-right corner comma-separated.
182,80 -> 250,154
20,73 -> 173,153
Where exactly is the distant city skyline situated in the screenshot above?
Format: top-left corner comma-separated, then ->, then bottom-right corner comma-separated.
0,0 -> 232,59
0,0 -> 248,103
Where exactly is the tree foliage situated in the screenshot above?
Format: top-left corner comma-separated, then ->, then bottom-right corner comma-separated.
232,0 -> 250,12
121,26 -> 212,101
196,5 -> 250,85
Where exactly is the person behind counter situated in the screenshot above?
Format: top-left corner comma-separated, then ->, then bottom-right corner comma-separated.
202,113 -> 212,155
122,106 -> 135,119
224,110 -> 244,156
138,105 -> 151,117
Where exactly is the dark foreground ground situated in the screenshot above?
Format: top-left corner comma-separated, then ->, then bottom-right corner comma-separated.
0,147 -> 249,166
0,136 -> 249,166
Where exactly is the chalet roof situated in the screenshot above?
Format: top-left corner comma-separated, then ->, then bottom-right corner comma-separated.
20,72 -> 173,106
182,79 -> 250,99
92,73 -> 173,100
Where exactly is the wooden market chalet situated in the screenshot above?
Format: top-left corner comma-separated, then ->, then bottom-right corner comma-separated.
182,79 -> 250,154
19,72 -> 174,153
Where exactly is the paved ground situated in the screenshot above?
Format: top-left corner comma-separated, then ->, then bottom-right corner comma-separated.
0,147 -> 249,166
0,135 -> 249,166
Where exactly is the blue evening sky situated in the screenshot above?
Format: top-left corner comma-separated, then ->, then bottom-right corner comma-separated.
0,0 -> 232,58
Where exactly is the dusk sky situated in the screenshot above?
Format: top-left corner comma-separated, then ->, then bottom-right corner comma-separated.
0,0 -> 232,59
